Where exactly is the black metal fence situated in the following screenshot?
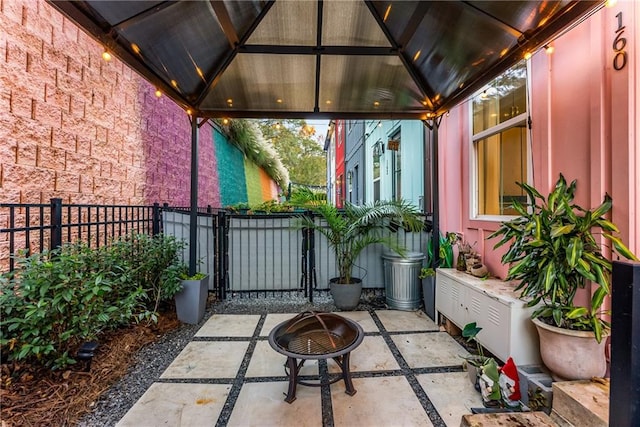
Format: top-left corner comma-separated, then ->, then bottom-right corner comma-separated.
0,199 -> 161,272
2,200 -> 431,302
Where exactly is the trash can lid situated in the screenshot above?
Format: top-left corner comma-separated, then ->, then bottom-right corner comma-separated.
382,251 -> 425,261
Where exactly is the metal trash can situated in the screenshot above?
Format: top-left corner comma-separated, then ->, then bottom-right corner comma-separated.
382,252 -> 425,310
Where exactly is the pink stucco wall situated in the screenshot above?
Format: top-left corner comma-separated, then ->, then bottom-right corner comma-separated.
439,2 -> 639,281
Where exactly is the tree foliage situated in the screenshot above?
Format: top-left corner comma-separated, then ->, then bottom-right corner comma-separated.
256,119 -> 327,187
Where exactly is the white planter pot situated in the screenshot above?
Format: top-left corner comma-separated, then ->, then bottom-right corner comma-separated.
532,317 -> 608,381
175,275 -> 209,324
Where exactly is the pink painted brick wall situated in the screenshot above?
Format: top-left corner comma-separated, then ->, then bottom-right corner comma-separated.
0,0 -> 219,207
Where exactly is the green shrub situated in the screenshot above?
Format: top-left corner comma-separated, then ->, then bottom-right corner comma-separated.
0,244 -> 140,369
108,233 -> 184,319
0,233 -> 184,370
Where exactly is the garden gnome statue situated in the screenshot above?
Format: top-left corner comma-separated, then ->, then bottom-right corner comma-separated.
499,357 -> 521,408
478,358 -> 501,406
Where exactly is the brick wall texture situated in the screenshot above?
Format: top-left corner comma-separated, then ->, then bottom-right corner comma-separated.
0,1 -> 278,208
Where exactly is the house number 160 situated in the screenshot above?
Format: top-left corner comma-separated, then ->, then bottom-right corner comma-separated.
613,12 -> 627,70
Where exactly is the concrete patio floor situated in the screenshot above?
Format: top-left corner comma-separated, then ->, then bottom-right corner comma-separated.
117,310 -> 483,426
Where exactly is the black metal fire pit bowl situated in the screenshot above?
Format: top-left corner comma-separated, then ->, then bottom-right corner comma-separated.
268,311 -> 365,403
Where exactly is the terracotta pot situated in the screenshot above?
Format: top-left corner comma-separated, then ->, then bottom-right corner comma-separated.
532,317 -> 608,381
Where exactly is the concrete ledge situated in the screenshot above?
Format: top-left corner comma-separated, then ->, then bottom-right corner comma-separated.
460,411 -> 557,427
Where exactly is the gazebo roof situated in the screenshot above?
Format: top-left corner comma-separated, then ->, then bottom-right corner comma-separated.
50,0 -> 602,119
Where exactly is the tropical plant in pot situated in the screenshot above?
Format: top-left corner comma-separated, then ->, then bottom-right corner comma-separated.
296,199 -> 424,310
489,174 -> 638,380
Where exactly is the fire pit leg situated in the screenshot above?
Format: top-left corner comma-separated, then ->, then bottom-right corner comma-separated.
335,352 -> 357,396
284,356 -> 298,403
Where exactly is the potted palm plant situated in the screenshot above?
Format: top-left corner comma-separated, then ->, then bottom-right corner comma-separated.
489,174 -> 637,380
296,200 -> 424,310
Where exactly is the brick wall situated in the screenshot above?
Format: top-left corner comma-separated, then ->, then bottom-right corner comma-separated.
0,0 -> 219,207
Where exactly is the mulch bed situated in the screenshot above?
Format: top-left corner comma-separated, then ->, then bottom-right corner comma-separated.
0,311 -> 182,427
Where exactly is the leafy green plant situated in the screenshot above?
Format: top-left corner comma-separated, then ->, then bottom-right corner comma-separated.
462,322 -> 489,366
419,267 -> 435,279
0,244 -> 140,369
295,200 -> 424,284
426,232 -> 459,268
0,233 -> 185,370
111,233 -> 185,317
489,174 -> 638,342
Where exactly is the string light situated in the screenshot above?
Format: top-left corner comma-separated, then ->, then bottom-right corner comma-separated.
222,118 -> 229,125
524,51 -> 532,60
155,89 -> 162,98
101,50 -> 111,61
544,45 -> 555,55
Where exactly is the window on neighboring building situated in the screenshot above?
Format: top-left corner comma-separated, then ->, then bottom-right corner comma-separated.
372,141 -> 381,202
472,60 -> 529,218
390,131 -> 401,201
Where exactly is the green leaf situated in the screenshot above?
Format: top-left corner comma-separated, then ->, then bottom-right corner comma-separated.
591,286 -> 608,312
605,234 -> 639,261
595,219 -> 618,232
591,194 -> 612,219
543,263 -> 555,293
592,318 -> 604,343
565,238 -> 583,268
565,307 -> 588,319
550,224 -> 575,238
462,322 -> 482,339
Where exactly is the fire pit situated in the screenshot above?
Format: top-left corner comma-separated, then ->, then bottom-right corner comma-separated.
268,311 -> 364,403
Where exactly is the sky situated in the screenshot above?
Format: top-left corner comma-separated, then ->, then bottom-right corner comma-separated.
306,119 -> 330,146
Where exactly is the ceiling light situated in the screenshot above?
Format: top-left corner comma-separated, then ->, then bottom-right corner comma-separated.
276,98 -> 283,103
222,118 -> 229,125
434,94 -> 441,102
523,51 -> 532,60
196,66 -> 205,79
155,89 -> 162,97
480,90 -> 488,100
373,101 -> 380,107
606,0 -> 617,6
377,121 -> 382,127
171,80 -> 178,88
422,100 -> 428,106
186,109 -> 192,115
500,48 -> 509,57
131,43 -> 140,55
544,45 -> 555,55
101,50 -> 111,61
325,100 -> 332,105
383,4 -> 392,22
413,50 -> 421,62
226,98 -> 233,104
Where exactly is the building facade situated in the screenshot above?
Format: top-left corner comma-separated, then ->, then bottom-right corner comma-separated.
434,1 -> 639,303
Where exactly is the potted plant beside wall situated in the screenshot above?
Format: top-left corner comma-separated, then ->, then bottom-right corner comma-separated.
174,266 -> 209,325
489,174 -> 638,380
297,200 -> 424,310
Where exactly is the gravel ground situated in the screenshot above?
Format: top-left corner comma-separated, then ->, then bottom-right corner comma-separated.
78,291 -> 389,426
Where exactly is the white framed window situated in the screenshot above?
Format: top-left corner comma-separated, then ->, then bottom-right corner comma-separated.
471,60 -> 530,220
